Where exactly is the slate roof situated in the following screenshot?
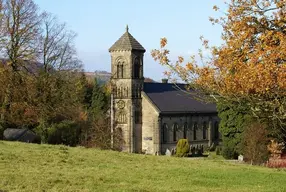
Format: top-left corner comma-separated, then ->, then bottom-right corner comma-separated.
143,82 -> 217,114
109,26 -> 146,52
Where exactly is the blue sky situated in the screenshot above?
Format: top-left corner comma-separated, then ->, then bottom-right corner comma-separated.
34,0 -> 227,81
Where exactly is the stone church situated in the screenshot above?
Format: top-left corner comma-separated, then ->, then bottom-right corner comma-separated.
109,26 -> 220,155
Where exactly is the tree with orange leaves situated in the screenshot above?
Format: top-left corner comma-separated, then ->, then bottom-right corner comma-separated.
152,0 -> 286,139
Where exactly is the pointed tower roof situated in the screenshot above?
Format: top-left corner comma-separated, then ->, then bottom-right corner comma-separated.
109,25 -> 146,52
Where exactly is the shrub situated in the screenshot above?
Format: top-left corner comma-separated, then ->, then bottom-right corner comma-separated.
46,120 -> 80,146
222,145 -> 238,159
268,140 -> 284,159
81,116 -> 112,150
218,101 -> 251,158
176,139 -> 190,157
221,138 -> 239,159
241,122 -> 269,165
266,159 -> 286,168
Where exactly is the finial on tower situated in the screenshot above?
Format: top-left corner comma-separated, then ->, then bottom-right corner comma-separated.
126,24 -> 129,32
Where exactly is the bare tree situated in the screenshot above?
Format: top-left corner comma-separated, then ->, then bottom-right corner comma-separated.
38,12 -> 82,72
2,0 -> 43,68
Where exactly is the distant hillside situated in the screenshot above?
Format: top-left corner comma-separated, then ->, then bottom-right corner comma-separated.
84,70 -> 112,84
84,70 -> 156,84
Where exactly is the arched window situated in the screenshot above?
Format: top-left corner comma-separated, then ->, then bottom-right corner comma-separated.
121,63 -> 124,78
162,123 -> 168,143
183,123 -> 188,139
193,122 -> 198,140
173,123 -> 179,142
134,58 -> 141,78
117,62 -> 124,78
203,121 -> 207,140
214,121 -> 219,139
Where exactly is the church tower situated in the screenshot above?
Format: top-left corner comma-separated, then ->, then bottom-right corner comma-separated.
109,26 -> 145,153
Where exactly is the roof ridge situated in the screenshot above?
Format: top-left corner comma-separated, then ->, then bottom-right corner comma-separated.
109,28 -> 146,52
125,32 -> 133,48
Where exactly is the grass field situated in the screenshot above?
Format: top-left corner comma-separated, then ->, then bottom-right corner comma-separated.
1,141 -> 286,192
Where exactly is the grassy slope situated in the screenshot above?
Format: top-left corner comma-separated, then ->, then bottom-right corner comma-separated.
1,141 -> 286,192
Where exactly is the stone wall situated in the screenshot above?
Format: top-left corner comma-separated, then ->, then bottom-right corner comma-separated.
141,93 -> 159,154
141,91 -> 221,155
160,114 -> 220,155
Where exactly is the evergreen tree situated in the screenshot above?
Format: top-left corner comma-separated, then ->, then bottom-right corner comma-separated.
76,73 -> 93,108
89,78 -> 108,120
217,100 -> 251,159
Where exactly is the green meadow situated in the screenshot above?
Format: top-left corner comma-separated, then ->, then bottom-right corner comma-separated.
1,141 -> 286,192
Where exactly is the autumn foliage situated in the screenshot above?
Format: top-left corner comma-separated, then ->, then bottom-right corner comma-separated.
151,0 -> 286,138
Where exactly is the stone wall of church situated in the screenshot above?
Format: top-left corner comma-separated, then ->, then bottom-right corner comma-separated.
113,99 -> 132,152
141,93 -> 159,154
110,50 -> 144,153
160,114 -> 220,155
140,92 -> 221,155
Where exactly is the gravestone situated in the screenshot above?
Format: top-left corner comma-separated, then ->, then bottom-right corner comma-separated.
238,155 -> 244,162
165,149 -> 171,156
